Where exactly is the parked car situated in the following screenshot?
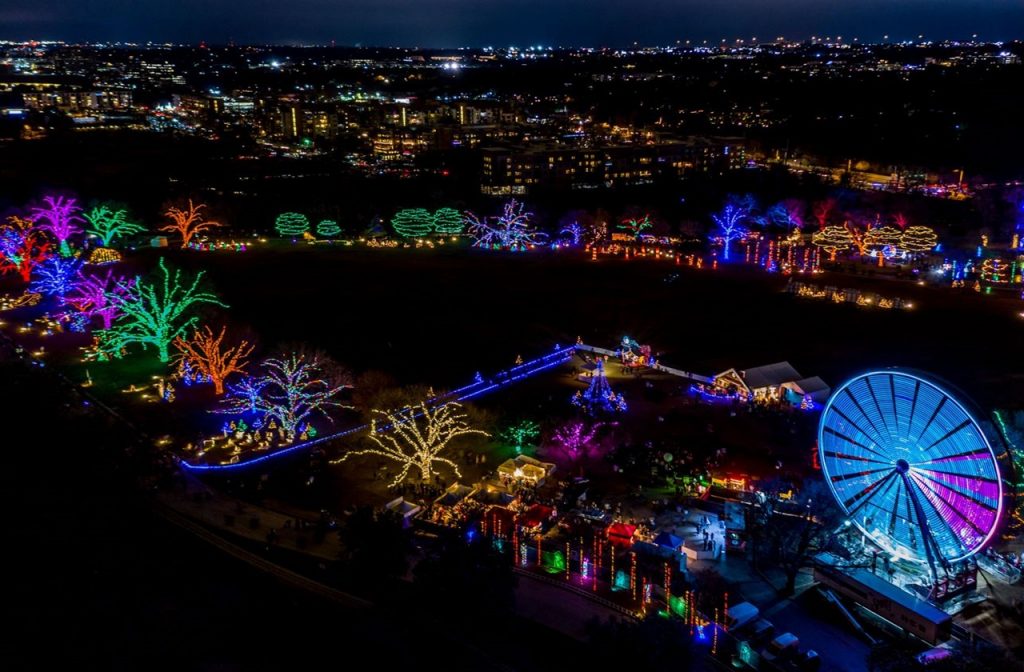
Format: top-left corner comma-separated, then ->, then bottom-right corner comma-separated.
916,648 -> 952,666
726,602 -> 760,631
762,632 -> 800,663
799,649 -> 821,671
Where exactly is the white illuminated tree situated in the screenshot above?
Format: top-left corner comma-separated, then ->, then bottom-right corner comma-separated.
253,354 -> 351,434
335,401 -> 488,485
467,200 -> 546,250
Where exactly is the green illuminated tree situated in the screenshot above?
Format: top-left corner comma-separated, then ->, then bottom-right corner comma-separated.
391,208 -> 433,238
432,208 -> 464,235
501,419 -> 540,454
316,219 -> 341,237
275,212 -> 310,237
99,258 -> 225,362
84,205 -> 145,247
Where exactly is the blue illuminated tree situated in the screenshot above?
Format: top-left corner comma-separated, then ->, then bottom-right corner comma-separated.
29,256 -> 83,302
711,195 -> 755,261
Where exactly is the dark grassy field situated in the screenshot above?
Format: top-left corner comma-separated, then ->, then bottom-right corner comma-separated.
148,243 -> 1023,410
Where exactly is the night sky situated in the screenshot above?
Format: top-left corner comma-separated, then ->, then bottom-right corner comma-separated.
1,0 -> 1022,47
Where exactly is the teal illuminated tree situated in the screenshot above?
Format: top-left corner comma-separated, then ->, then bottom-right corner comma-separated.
501,419 -> 540,454
99,258 -> 226,362
84,205 -> 145,247
316,219 -> 341,237
432,208 -> 464,235
391,209 -> 433,238
275,212 -> 310,237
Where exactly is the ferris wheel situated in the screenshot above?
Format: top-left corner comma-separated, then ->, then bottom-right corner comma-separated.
818,370 -> 1004,576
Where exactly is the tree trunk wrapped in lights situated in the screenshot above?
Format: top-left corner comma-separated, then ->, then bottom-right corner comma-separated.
161,200 -> 222,248
99,258 -> 225,362
66,268 -> 133,330
336,401 -> 488,485
173,325 -> 254,395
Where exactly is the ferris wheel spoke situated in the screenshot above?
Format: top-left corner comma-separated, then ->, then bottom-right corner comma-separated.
846,469 -> 899,517
913,471 -> 998,515
842,388 -> 889,449
822,425 -> 889,461
914,396 -> 947,445
923,419 -> 974,452
909,474 -> 978,550
823,450 -> 888,465
866,380 -> 894,443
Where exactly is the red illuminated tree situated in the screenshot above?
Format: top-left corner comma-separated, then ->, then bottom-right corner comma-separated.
0,217 -> 52,283
173,325 -> 254,395
161,200 -> 222,248
812,198 -> 837,230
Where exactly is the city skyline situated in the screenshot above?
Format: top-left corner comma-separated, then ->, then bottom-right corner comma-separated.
2,0 -> 1023,47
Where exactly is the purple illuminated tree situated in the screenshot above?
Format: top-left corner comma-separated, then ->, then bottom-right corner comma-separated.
29,256 -> 83,302
551,420 -> 605,462
32,195 -> 83,257
66,268 -> 133,329
711,195 -> 754,261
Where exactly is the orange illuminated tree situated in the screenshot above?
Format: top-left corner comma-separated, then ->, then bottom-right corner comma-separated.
173,325 -> 254,395
161,200 -> 222,248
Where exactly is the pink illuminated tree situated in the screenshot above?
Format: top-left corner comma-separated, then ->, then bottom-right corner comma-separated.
551,420 -> 605,462
32,195 -> 83,256
66,268 -> 133,330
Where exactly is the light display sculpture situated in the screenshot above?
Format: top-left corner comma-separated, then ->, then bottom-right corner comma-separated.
32,195 -> 83,257
29,256 -> 82,301
391,208 -> 434,238
818,370 -> 1005,578
335,401 -> 488,486
275,212 -> 310,237
162,200 -> 221,249
84,205 -> 145,247
571,360 -> 626,414
173,326 -> 254,395
219,375 -> 270,416
467,200 -> 546,251
100,258 -> 225,362
316,219 -> 341,237
432,208 -> 464,235
618,215 -> 653,239
559,222 -> 585,246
